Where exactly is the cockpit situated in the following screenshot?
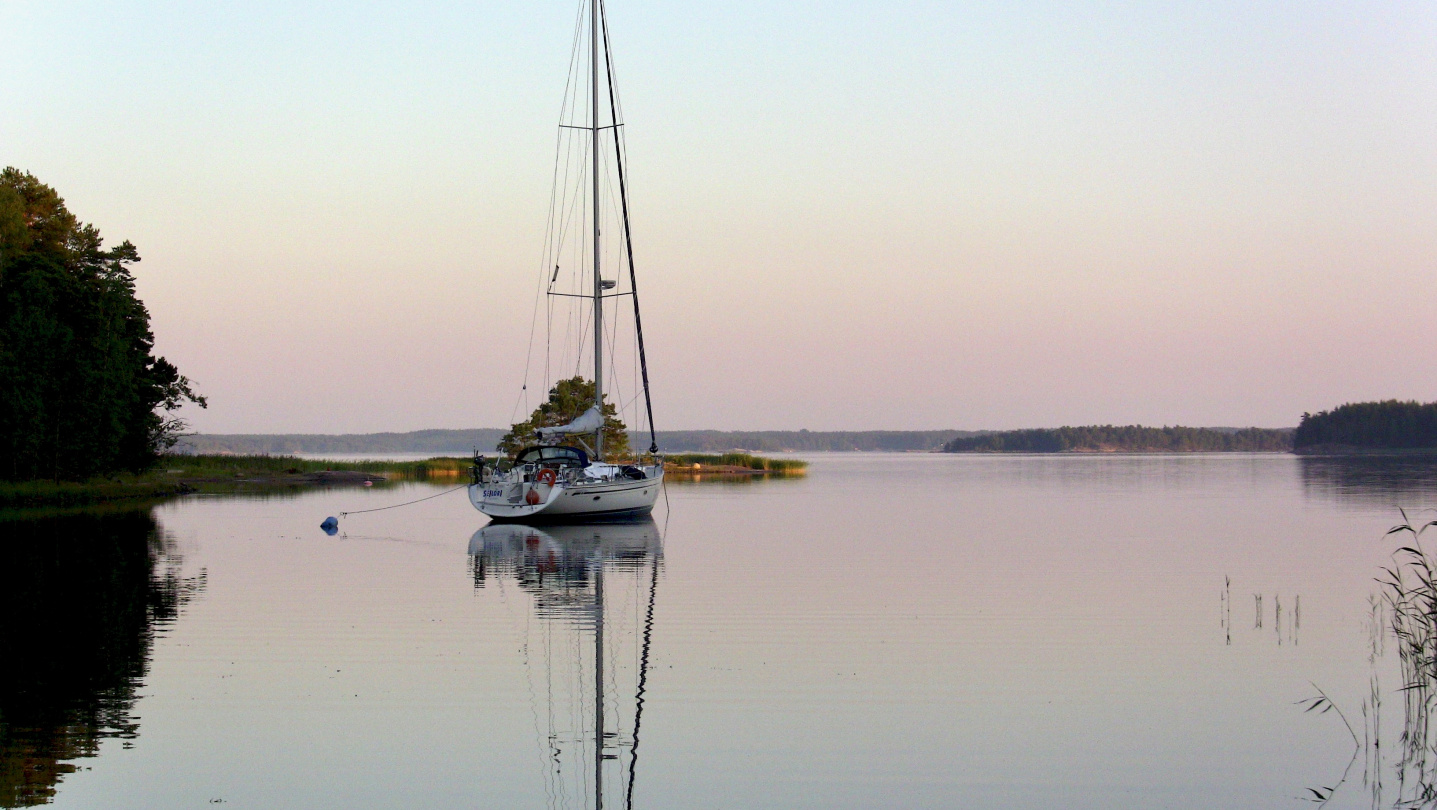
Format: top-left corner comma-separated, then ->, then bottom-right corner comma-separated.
514,445 -> 590,469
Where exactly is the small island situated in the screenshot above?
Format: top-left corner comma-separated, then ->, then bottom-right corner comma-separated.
941,402 -> 1437,456
1293,400 -> 1437,455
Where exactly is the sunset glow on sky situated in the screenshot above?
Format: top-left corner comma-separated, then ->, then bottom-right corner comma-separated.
3,0 -> 1434,433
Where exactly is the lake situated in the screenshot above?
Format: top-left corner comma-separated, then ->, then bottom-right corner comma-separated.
6,452 -> 1437,809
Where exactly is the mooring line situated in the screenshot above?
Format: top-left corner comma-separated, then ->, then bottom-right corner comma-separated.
339,484 -> 468,517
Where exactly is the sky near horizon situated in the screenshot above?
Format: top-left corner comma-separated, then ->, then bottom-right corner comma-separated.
3,0 -> 1435,433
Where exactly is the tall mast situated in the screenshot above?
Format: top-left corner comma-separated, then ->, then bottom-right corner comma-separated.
591,0 -> 604,460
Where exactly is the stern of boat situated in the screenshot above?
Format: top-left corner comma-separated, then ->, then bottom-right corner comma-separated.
470,463 -> 663,523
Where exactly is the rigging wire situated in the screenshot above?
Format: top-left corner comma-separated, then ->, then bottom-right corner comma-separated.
602,15 -> 643,442
540,0 -> 600,412
519,0 -> 591,426
624,546 -> 661,810
600,0 -> 659,453
554,135 -> 588,382
593,107 -> 640,441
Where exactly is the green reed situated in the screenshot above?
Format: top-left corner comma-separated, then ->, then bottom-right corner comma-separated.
663,453 -> 808,473
1290,509 -> 1437,807
1370,508 -> 1437,803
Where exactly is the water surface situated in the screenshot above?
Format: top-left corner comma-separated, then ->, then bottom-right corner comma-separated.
5,453 -> 1435,808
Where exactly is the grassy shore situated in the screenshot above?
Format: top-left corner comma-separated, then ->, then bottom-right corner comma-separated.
160,454 -> 473,479
0,454 -> 472,510
0,451 -> 805,509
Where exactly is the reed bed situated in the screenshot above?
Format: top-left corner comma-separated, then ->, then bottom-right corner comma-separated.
170,452 -> 806,477
158,454 -> 472,480
1378,508 -> 1437,802
0,454 -> 476,509
662,453 -> 807,474
0,451 -> 805,509
1291,509 -> 1437,806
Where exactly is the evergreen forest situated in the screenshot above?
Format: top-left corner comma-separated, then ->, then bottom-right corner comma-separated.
1293,400 -> 1437,451
0,169 -> 204,481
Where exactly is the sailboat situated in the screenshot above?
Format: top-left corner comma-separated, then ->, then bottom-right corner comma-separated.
469,0 -> 664,523
468,519 -> 663,808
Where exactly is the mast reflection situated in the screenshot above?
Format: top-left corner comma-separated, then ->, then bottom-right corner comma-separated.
469,519 -> 663,810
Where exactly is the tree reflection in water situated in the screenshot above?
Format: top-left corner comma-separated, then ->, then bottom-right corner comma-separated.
1300,456 -> 1437,509
0,509 -> 203,808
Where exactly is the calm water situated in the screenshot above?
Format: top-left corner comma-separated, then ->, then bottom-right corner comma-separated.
6,453 -> 1437,809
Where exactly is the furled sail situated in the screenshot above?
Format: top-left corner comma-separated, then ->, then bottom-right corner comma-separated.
535,406 -> 604,437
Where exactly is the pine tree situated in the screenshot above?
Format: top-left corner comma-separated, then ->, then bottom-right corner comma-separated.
498,376 -> 629,458
0,169 -> 205,480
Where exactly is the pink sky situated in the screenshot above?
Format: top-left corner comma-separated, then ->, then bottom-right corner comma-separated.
3,0 -> 1434,432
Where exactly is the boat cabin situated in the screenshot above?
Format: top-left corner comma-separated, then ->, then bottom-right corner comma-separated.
514,445 -> 590,469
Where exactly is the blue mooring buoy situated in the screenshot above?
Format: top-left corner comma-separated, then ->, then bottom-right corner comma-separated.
320,516 -> 339,535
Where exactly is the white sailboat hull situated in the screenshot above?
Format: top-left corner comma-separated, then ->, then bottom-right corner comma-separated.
470,466 -> 663,522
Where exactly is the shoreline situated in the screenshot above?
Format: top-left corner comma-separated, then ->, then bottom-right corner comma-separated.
1292,444 -> 1437,457
0,456 -> 464,512
945,447 -> 1437,456
0,452 -> 807,511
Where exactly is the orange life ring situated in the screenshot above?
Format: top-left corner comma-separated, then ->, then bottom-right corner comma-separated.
536,468 -> 558,486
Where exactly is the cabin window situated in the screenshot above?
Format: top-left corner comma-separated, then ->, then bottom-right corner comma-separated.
516,446 -> 589,467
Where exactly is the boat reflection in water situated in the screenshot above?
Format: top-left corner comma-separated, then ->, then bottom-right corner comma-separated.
469,519 -> 663,809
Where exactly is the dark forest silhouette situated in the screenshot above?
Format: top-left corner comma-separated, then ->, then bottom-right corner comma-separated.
0,169 -> 204,481
1294,400 -> 1437,452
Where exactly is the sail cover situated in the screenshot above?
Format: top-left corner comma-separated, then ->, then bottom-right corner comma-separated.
535,406 -> 604,437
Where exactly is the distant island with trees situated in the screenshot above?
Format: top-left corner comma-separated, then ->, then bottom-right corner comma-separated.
943,425 -> 1293,453
941,403 -> 1437,454
1293,400 -> 1437,455
181,429 -> 978,455
181,408 -> 1437,457
184,426 -> 1299,455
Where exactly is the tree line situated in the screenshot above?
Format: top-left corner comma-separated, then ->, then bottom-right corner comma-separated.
1294,401 -> 1437,451
944,425 -> 1293,453
646,429 -> 969,453
182,427 -> 974,455
0,169 -> 204,481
